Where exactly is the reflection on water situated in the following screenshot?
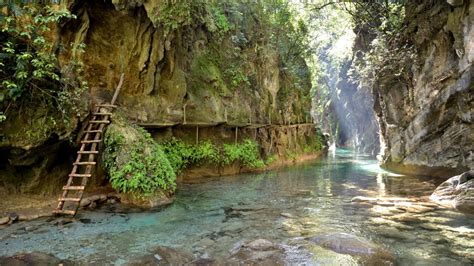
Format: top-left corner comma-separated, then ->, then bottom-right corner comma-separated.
0,149 -> 473,265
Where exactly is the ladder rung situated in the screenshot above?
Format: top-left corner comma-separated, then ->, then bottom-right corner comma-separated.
53,209 -> 76,215
89,120 -> 110,124
63,186 -> 85,190
77,151 -> 99,154
85,130 -> 103,133
81,140 -> 102,144
73,162 -> 96,166
59,197 -> 81,202
93,112 -> 112,116
96,104 -> 117,108
69,174 -> 92,178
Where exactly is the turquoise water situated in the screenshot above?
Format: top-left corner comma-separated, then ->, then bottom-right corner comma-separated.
0,149 -> 473,264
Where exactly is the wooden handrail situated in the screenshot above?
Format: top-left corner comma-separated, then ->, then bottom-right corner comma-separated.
137,122 -> 315,129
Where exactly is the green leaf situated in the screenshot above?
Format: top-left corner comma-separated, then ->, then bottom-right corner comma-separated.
15,71 -> 28,80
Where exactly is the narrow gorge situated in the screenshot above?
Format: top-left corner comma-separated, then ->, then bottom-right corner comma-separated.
0,0 -> 473,265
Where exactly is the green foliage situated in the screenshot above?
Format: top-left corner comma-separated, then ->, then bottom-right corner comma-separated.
209,4 -> 231,38
314,132 -> 324,151
302,130 -> 324,153
264,154 -> 277,165
261,0 -> 310,62
193,141 -> 220,164
153,1 -> 194,34
161,138 -> 219,174
151,1 -> 231,38
160,137 -> 193,173
0,4 -> 87,123
104,126 -> 176,196
162,138 -> 265,171
224,63 -> 250,89
285,151 -> 297,161
223,139 -> 265,168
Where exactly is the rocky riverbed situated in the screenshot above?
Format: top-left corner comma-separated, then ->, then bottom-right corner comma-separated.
0,150 -> 472,264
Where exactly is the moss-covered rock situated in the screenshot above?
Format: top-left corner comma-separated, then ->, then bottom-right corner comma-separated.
103,112 -> 176,207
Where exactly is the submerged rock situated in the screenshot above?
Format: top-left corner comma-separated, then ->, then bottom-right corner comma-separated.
228,239 -> 285,264
280,213 -> 295,218
307,232 -> 395,265
245,239 -> 275,251
127,246 -> 195,265
0,252 -> 71,265
431,171 -> 474,214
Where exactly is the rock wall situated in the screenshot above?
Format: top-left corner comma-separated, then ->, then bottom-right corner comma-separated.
0,0 -> 319,194
60,0 -> 311,125
374,0 -> 473,177
333,59 -> 380,155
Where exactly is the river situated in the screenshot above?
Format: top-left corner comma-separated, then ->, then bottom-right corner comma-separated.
0,149 -> 473,265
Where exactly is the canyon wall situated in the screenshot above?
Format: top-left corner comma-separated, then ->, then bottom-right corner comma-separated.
374,0 -> 473,177
60,0 -> 311,126
0,0 -> 321,194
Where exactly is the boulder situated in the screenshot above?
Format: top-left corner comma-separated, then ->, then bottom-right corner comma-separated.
120,191 -> 173,209
79,198 -> 92,207
430,171 -> 474,214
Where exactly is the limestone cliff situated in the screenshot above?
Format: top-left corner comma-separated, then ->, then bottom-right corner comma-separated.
373,0 -> 473,177
60,0 -> 311,126
0,0 -> 318,193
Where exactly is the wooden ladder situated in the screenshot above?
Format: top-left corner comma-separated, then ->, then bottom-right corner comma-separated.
53,75 -> 124,216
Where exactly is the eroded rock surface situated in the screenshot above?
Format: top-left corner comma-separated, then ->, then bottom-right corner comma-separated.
431,170 -> 474,214
373,1 -> 473,177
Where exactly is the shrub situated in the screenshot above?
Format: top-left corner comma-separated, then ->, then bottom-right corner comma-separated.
162,138 -> 265,171
161,137 -> 194,174
161,138 -> 220,174
223,139 -> 265,168
104,124 -> 176,196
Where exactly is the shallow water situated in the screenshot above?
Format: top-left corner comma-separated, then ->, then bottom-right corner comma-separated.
1,149 -> 473,265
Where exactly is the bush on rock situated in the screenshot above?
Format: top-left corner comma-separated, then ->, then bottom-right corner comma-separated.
103,113 -> 176,201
